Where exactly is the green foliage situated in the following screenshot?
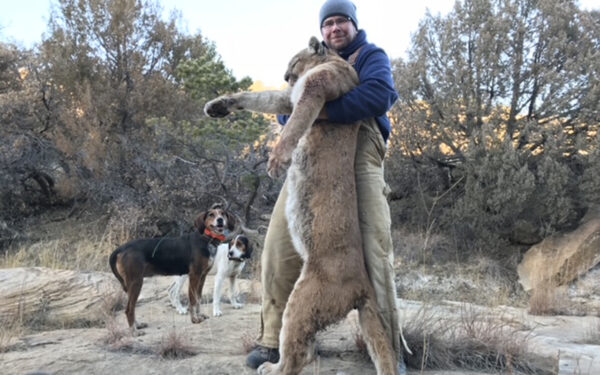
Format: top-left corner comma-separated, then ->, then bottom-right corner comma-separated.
449,124 -> 578,250
0,0 -> 278,240
185,114 -> 268,147
579,134 -> 600,205
176,47 -> 251,102
387,0 -> 600,253
175,44 -> 268,151
41,0 -> 218,129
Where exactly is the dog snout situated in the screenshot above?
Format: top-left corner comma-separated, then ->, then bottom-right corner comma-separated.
217,217 -> 224,226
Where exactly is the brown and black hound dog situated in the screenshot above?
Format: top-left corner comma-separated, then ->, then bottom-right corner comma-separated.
109,204 -> 236,334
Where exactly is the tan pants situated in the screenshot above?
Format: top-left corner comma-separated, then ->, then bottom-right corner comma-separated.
257,119 -> 401,357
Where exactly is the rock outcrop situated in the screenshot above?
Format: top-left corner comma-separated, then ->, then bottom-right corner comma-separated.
518,206 -> 600,291
0,267 -> 120,324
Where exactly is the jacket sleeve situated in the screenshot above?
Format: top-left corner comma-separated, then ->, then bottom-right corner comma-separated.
325,48 -> 398,124
277,114 -> 289,125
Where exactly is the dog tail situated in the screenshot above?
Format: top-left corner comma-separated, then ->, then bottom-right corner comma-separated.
109,247 -> 127,292
357,297 -> 399,375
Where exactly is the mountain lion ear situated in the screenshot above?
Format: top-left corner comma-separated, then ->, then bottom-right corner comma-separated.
309,36 -> 325,55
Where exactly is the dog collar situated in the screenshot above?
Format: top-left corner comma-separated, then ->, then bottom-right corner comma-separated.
204,228 -> 226,242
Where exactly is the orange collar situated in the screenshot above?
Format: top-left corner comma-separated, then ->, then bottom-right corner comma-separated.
204,228 -> 226,242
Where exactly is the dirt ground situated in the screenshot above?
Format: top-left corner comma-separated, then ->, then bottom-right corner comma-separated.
1,270 -> 599,375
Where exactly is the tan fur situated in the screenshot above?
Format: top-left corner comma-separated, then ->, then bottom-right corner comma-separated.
204,37 -> 397,375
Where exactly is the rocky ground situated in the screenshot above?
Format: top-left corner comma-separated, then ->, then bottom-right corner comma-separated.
1,268 -> 599,375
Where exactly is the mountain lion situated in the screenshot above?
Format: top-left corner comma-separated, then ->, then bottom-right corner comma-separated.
204,36 -> 397,375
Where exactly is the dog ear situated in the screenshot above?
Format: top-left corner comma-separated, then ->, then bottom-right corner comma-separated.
241,236 -> 253,259
194,212 -> 207,232
225,211 -> 237,232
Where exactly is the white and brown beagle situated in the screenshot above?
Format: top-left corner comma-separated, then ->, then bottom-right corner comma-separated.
213,234 -> 252,316
168,234 -> 252,316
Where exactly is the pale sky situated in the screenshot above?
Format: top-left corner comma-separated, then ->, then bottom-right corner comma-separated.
1,0 -> 598,87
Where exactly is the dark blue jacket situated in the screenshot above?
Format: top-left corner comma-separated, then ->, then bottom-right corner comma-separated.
278,30 -> 398,142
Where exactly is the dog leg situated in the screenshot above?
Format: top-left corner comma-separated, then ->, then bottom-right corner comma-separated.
189,272 -> 209,324
358,298 -> 398,375
229,275 -> 242,309
213,272 -> 224,317
125,279 -> 146,336
168,275 -> 188,314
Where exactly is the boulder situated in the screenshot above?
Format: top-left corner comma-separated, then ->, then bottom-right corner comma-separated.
518,206 -> 600,291
0,267 -> 121,324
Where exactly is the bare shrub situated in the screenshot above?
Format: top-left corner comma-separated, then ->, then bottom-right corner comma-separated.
104,205 -> 147,248
101,313 -> 151,355
0,315 -> 24,353
157,329 -> 197,359
402,303 -> 554,374
528,284 -> 570,316
392,228 -> 457,265
96,288 -> 129,350
395,245 -> 526,307
100,292 -> 127,318
102,316 -> 130,347
105,334 -> 153,355
578,317 -> 600,345
402,305 -> 454,369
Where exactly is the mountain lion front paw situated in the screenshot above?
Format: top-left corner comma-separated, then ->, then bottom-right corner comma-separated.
204,96 -> 237,117
267,142 -> 293,179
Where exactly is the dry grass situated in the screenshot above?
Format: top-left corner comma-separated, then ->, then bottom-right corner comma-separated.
156,329 -> 197,359
528,283 -> 570,316
100,289 -> 132,350
100,291 -> 127,318
1,233 -> 111,271
0,315 -> 25,353
0,207 -> 144,271
579,317 -> 600,345
396,259 -> 527,309
401,303 -> 555,374
100,291 -> 172,356
101,313 -> 152,356
392,227 -> 528,308
102,316 -> 131,347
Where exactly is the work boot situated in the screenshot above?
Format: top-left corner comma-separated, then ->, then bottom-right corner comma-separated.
246,345 -> 280,369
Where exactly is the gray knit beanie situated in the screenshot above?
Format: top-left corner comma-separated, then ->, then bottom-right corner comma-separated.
319,0 -> 358,29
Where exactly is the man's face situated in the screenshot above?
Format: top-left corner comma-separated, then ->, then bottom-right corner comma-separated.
320,15 -> 357,52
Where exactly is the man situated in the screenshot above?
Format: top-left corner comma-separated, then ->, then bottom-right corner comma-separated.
247,0 -> 403,371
